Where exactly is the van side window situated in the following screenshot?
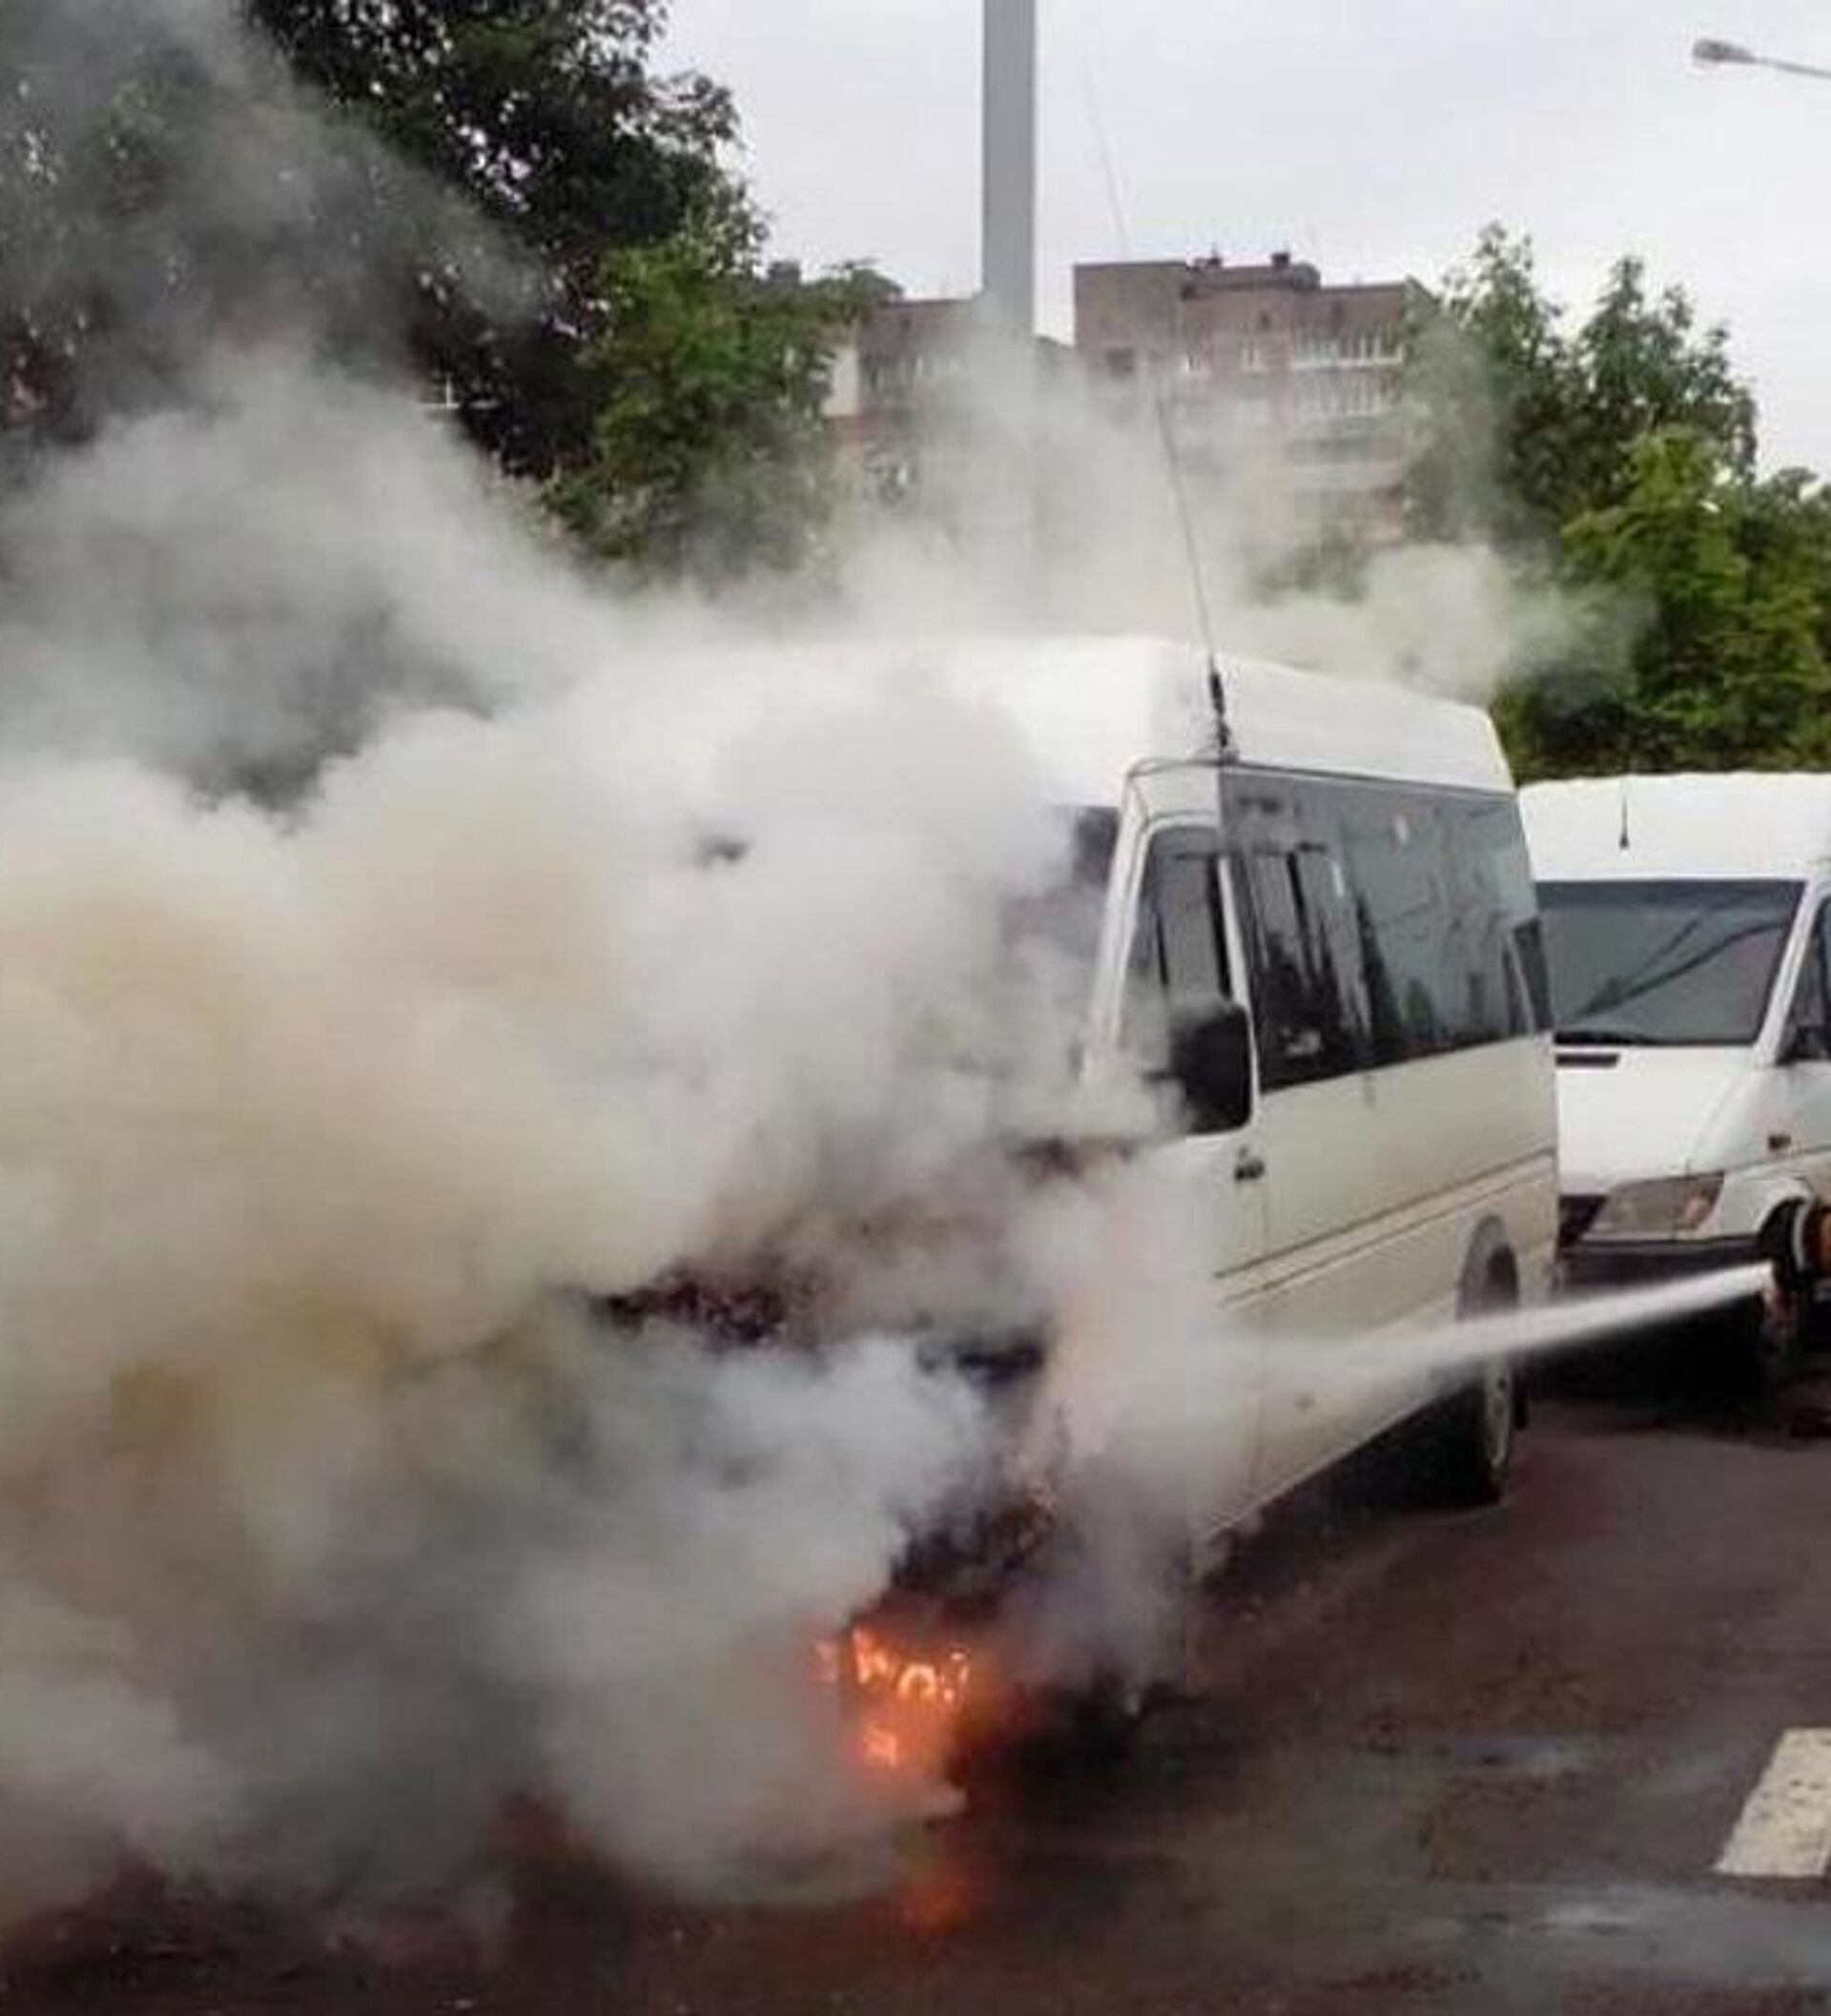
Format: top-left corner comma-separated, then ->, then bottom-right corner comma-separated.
1337,793 -> 1461,1063
1225,774 -> 1551,1080
1444,798 -> 1553,1041
1224,782 -> 1369,1090
1121,826 -> 1233,1067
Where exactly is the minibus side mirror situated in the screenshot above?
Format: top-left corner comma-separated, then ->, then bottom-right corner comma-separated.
1168,1000 -> 1255,1135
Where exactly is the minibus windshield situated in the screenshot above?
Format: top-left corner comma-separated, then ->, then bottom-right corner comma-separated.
1538,878 -> 1802,1047
1005,806 -> 1119,985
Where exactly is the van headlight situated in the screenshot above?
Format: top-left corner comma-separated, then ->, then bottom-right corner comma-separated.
1589,1174 -> 1724,1241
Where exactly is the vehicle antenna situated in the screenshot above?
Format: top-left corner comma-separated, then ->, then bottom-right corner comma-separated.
1078,48 -> 1232,756
1619,777 -> 1632,852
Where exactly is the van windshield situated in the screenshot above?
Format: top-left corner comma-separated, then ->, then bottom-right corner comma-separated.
1538,878 -> 1802,1046
1004,807 -> 1118,987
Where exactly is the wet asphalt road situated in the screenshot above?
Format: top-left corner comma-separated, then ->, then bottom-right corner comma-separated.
10,1347 -> 1831,2014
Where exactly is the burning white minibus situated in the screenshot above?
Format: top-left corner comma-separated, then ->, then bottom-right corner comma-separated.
608,636 -> 1558,1774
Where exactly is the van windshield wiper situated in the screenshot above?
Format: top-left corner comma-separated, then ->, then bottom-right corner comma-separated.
1555,1028 -> 1669,1048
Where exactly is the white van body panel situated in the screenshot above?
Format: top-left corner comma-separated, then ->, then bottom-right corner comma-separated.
1523,774 -> 1831,1272
1254,1049 -> 1555,1490
1555,1049 -> 1749,1196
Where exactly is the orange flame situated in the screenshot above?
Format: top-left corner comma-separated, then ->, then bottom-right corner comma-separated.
861,1722 -> 904,1772
817,1626 -> 979,1779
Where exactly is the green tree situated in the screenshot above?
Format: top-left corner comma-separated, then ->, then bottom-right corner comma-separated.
547,213 -> 877,581
1405,226 -> 1576,550
0,0 -> 738,477
1565,258 -> 1756,514
1407,227 -> 1756,554
1408,226 -> 1805,781
246,0 -> 739,476
1498,431 -> 1831,779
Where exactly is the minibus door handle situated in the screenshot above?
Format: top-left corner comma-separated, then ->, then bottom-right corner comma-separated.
1234,1148 -> 1267,1184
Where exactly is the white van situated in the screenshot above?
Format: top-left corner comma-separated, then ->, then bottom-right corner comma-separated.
660,636 -> 1557,1518
1036,640 -> 1558,1519
629,636 -> 1558,1743
1522,774 -> 1831,1373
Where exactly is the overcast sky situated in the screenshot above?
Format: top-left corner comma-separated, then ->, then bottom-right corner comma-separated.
661,2 -> 1831,472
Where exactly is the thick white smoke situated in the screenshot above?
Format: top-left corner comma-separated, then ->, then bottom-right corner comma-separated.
0,407 -> 1153,1912
820,327 -> 1574,702
0,358 -> 602,780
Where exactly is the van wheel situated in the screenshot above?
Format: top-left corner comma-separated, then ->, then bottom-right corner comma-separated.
1752,1286 -> 1804,1392
1417,1249 -> 1519,1507
1743,1271 -> 1831,1395
1420,1354 -> 1517,1507
1731,1206 -> 1831,1395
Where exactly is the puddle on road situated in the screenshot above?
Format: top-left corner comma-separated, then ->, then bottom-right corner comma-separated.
1418,1735 -> 1601,1783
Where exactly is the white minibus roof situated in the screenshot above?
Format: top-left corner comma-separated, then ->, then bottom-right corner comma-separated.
627,635 -> 1512,808
927,636 -> 1510,800
1522,774 -> 1831,883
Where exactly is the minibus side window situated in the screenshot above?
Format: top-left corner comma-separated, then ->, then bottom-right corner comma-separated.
1337,792 -> 1462,1064
1224,781 -> 1368,1091
1440,800 -> 1553,1043
1227,776 -> 1550,1075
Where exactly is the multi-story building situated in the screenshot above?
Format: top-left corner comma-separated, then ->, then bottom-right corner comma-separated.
826,298 -> 981,501
826,296 -> 1072,507
1074,252 -> 1430,537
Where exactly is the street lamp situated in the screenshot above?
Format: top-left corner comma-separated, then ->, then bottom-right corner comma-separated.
1694,35 -> 1831,82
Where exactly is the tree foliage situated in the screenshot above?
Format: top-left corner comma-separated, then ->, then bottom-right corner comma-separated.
1409,226 -> 1824,780
1498,433 -> 1831,776
1408,227 -> 1756,555
0,2 -> 736,475
0,0 -> 870,578
245,0 -> 741,476
547,214 -> 875,581
1405,227 -> 1576,552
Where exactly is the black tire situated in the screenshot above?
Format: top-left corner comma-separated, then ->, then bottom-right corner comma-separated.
1415,1245 -> 1519,1507
1724,1207 -> 1831,1398
1752,1286 -> 1805,1393
1419,1354 -> 1517,1507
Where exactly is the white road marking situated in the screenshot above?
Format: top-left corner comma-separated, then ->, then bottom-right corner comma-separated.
1717,1731 -> 1831,1880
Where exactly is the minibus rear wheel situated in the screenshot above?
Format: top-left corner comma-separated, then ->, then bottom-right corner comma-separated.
1422,1355 -> 1517,1507
1420,1249 -> 1519,1507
